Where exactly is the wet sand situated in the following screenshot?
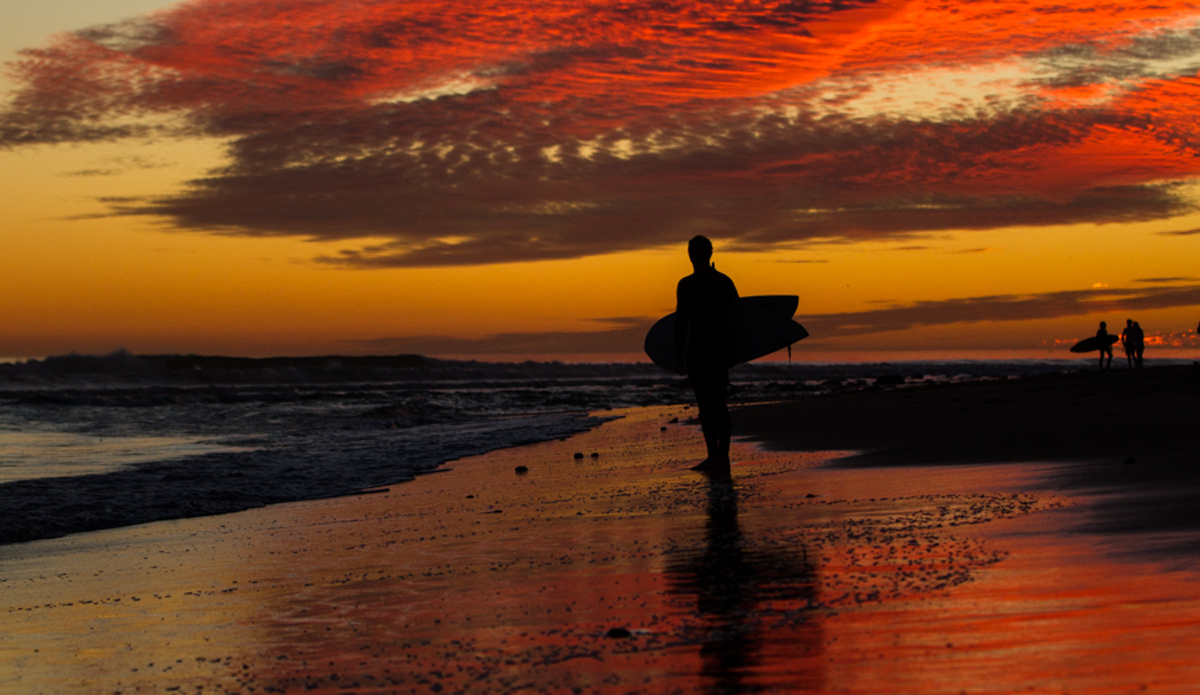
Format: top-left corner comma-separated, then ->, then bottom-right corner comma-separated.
738,363 -> 1200,548
738,364 -> 1200,468
3,369 -> 1200,693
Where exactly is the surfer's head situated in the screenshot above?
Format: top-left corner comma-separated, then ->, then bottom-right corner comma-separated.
688,235 -> 713,266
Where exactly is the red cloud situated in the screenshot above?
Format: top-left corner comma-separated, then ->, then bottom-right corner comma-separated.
4,0 -> 1200,265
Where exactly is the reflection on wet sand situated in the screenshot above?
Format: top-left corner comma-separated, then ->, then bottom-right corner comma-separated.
668,477 -> 823,692
220,408 -> 837,693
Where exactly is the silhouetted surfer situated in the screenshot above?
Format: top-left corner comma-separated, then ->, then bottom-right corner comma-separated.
1132,320 -> 1145,368
1121,319 -> 1136,368
675,235 -> 739,475
1097,321 -> 1113,370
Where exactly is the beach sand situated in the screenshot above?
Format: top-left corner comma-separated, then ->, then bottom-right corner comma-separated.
4,367 -> 1200,693
738,364 -> 1200,548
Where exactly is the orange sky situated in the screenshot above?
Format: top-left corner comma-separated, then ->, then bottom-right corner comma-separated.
3,0 -> 1200,360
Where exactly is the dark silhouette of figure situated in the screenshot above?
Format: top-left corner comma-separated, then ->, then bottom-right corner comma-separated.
1121,319 -> 1136,368
667,478 -> 821,692
1096,321 -> 1113,370
675,235 -> 739,475
1132,321 -> 1145,369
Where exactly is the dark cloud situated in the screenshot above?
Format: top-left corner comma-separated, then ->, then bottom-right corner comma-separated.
3,0 -> 1199,267
61,168 -> 122,177
1133,276 -> 1199,283
350,318 -> 653,355
349,285 -> 1200,355
1159,228 -> 1200,236
803,284 -> 1200,338
59,155 -> 169,178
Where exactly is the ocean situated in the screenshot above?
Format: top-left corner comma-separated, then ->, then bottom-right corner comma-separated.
0,351 -> 1162,545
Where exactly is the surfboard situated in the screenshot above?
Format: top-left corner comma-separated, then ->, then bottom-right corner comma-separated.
1069,335 -> 1119,353
644,295 -> 809,373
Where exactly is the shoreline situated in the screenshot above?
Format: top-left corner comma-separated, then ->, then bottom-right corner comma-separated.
0,413 -> 604,547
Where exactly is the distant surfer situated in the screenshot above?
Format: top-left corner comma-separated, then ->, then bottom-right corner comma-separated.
675,235 -> 739,475
1121,319 -> 1136,368
1096,321 -> 1113,370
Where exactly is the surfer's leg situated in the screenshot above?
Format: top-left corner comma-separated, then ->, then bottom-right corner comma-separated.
695,390 -> 721,461
691,371 -> 731,474
689,382 -> 715,464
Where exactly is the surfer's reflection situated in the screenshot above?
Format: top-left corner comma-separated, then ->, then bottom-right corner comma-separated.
667,479 -> 824,692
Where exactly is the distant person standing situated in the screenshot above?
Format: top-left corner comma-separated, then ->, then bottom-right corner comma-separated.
675,235 -> 739,476
1132,321 -> 1145,369
1121,319 -> 1136,368
1097,321 -> 1113,370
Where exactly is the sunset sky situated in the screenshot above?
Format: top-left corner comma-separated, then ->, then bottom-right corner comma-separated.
4,0 -> 1200,361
